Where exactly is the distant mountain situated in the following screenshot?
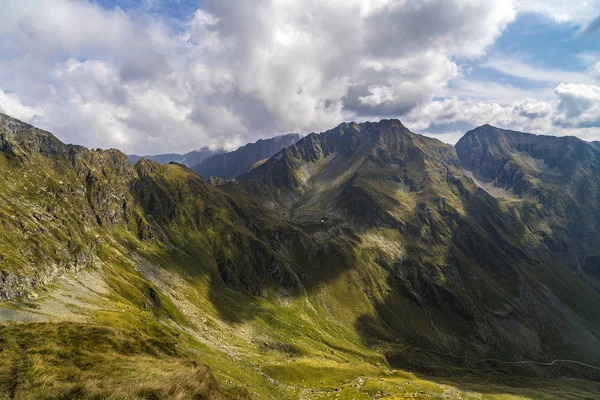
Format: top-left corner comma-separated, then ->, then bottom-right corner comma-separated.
127,147 -> 223,167
456,124 -> 600,277
192,133 -> 301,179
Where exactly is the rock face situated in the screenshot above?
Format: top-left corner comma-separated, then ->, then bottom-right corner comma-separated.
193,133 -> 301,180
208,176 -> 228,186
1,112 -> 600,386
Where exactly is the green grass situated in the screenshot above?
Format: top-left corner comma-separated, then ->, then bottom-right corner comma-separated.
261,359 -> 383,389
0,323 -> 250,400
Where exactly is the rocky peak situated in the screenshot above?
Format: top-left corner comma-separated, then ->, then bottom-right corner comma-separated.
135,157 -> 162,176
0,113 -> 73,158
285,119 -> 409,162
208,176 -> 228,186
457,125 -> 600,179
375,118 -> 405,128
0,112 -> 33,136
0,113 -> 31,152
192,133 -> 301,180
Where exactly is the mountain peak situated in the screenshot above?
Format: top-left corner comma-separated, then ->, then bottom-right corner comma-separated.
0,112 -> 75,158
0,113 -> 31,149
0,112 -> 32,128
462,124 -> 593,149
376,118 -> 404,127
331,118 -> 404,132
464,124 -> 507,137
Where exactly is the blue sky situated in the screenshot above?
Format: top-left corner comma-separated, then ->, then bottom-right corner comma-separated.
94,0 -> 202,20
471,12 -> 598,88
0,0 -> 599,154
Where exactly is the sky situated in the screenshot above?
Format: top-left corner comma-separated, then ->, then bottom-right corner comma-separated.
0,0 -> 599,154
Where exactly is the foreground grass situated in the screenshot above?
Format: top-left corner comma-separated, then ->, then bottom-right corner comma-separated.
0,323 -> 250,400
1,316 -> 600,400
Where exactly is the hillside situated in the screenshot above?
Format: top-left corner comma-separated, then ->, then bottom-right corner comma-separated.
240,120 -> 600,364
456,125 -> 600,279
193,134 -> 301,180
1,113 -> 600,399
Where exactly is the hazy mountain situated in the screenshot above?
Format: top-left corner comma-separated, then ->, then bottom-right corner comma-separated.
193,133 -> 301,180
127,147 -> 224,167
1,113 -> 600,399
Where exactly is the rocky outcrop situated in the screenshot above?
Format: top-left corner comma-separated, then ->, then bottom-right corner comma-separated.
0,249 -> 99,300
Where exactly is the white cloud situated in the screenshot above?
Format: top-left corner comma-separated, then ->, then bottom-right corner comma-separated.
3,0 -> 599,152
484,57 -> 598,85
362,0 -> 516,58
406,83 -> 600,142
406,97 -> 554,137
440,78 -> 557,104
0,0 -> 516,153
516,0 -> 600,26
592,62 -> 600,78
0,90 -> 44,122
554,83 -> 600,128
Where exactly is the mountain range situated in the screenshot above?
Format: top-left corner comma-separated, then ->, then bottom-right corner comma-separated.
1,112 -> 599,399
127,133 -> 301,182
127,147 -> 223,167
193,133 -> 301,180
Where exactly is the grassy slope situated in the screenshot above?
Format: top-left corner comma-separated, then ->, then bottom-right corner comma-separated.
4,256 -> 600,400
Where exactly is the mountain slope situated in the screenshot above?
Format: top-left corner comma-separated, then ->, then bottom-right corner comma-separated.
128,147 -> 223,167
1,114 -> 600,399
456,124 -> 600,279
240,119 -> 600,367
193,134 -> 300,180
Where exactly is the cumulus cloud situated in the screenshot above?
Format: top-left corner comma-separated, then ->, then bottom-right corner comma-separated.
362,0 -> 515,58
3,0 -> 598,152
406,83 -> 600,143
0,0 -> 516,153
405,97 -> 554,136
554,83 -> 600,128
0,90 -> 44,123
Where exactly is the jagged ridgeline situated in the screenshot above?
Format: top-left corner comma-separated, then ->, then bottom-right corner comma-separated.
1,112 -> 600,399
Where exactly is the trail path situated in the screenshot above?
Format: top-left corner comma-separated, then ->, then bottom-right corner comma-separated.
492,359 -> 600,370
410,346 -> 600,371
